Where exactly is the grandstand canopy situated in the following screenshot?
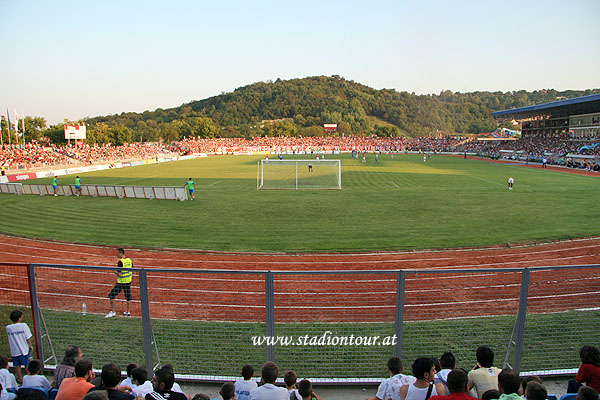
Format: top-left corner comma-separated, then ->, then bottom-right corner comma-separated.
491,93 -> 600,119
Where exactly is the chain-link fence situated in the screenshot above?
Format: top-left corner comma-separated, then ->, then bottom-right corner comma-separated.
3,263 -> 598,382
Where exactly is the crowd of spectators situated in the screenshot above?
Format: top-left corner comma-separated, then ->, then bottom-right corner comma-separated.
455,134 -> 600,161
0,142 -> 173,172
55,143 -> 171,165
1,344 -> 598,400
173,136 -> 467,155
1,133 -> 598,174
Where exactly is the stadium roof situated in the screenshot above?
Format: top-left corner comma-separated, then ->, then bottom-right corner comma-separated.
491,93 -> 600,119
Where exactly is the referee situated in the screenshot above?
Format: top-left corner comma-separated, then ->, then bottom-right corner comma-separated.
105,248 -> 133,318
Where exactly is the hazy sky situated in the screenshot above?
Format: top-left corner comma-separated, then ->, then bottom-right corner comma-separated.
2,0 -> 599,125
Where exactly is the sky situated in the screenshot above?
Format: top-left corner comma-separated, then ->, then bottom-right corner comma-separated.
1,0 -> 599,125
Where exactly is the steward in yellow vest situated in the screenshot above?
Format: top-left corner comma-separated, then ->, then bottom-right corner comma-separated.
106,248 -> 133,318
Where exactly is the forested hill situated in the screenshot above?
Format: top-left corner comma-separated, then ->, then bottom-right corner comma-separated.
83,76 -> 599,142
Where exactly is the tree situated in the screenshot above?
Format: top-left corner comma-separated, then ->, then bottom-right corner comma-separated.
374,125 -> 401,137
273,121 -> 298,137
158,123 -> 179,143
109,125 -> 133,145
44,124 -> 66,144
87,122 -> 111,144
299,126 -> 324,137
77,76 -> 600,138
337,122 -> 351,135
171,119 -> 192,140
190,117 -> 218,138
294,114 -> 307,126
21,116 -> 47,142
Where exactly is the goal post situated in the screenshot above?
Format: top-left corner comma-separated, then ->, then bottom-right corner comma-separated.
257,159 -> 341,190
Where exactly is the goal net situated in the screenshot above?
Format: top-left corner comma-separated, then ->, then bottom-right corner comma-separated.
257,159 -> 341,190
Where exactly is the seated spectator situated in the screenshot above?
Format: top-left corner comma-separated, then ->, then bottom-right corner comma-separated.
519,377 -> 542,397
160,365 -> 187,398
249,362 -> 288,400
234,365 -> 257,400
481,389 -> 501,400
524,382 -> 546,400
429,368 -> 479,400
0,355 -> 18,398
14,387 -> 47,400
400,358 -> 445,400
435,353 -> 456,395
22,360 -> 51,391
570,345 -> 600,393
433,360 -> 441,374
55,359 -> 95,400
297,380 -> 322,400
81,391 -> 108,400
284,371 -> 301,400
120,364 -> 138,391
577,386 -> 599,400
191,395 -> 209,400
219,383 -> 235,400
468,346 -> 501,398
145,368 -> 187,400
52,346 -> 82,390
497,369 -> 521,400
91,364 -> 133,400
368,357 -> 415,400
1,383 -> 10,400
130,368 -> 152,398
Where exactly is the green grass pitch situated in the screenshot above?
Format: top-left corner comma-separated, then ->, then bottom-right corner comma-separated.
1,153 -> 599,252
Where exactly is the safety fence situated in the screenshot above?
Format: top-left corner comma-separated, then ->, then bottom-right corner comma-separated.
0,263 -> 597,383
0,183 -> 187,200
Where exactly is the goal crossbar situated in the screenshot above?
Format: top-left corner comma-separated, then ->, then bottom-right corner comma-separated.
257,159 -> 341,190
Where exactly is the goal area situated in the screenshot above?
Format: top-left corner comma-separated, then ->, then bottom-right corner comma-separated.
257,159 -> 341,190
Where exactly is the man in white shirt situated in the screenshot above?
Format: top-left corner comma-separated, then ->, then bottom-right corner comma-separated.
468,346 -> 501,398
121,364 -> 139,391
131,368 -> 154,398
235,365 -> 258,400
367,357 -> 415,400
435,352 -> 456,395
249,362 -> 288,400
0,355 -> 17,400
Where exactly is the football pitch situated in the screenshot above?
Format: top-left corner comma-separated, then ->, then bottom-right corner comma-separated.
1,153 -> 599,252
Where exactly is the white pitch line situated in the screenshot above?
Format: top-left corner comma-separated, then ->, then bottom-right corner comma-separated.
469,175 -> 506,187
391,181 -> 399,187
208,181 -> 221,187
115,176 -> 158,184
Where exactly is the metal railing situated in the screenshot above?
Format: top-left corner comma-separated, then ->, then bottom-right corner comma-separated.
0,263 -> 596,382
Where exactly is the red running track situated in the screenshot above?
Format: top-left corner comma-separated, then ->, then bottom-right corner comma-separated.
0,234 -> 599,323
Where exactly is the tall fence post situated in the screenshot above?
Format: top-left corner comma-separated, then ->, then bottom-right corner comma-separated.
513,268 -> 530,373
138,269 -> 154,373
393,270 -> 406,359
265,271 -> 275,362
27,264 -> 44,364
